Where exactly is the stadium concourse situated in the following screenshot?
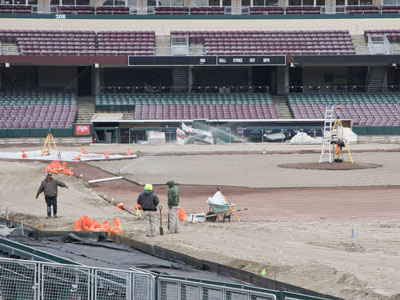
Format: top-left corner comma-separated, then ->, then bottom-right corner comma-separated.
0,143 -> 400,300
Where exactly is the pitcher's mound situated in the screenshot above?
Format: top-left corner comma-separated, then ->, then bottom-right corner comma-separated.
279,162 -> 382,170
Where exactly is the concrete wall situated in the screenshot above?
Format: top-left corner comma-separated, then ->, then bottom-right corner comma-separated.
38,66 -> 77,89
0,66 -> 37,88
302,67 -> 349,87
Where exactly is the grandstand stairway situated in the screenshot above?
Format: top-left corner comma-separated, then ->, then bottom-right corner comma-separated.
172,68 -> 188,92
367,66 -> 387,92
272,95 -> 292,119
76,96 -> 95,123
352,34 -> 370,54
156,35 -> 171,56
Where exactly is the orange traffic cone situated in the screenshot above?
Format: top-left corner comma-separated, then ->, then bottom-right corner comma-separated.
82,147 -> 88,155
125,148 -> 131,156
104,151 -> 109,159
73,155 -> 81,161
21,150 -> 27,158
116,203 -> 124,210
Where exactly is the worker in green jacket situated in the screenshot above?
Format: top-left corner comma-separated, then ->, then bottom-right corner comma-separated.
167,180 -> 179,233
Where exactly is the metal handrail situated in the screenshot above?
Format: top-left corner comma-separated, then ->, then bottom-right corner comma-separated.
99,85 -> 270,94
0,3 -> 395,16
287,85 -> 400,93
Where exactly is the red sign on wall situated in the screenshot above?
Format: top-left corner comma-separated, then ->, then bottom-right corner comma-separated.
75,124 -> 91,136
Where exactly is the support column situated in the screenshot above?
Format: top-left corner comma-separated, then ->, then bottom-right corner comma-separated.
94,67 -> 100,96
137,0 -> 148,14
38,0 -> 50,14
373,0 -> 381,6
188,66 -> 193,93
325,0 -> 335,14
284,66 -> 289,95
248,66 -> 252,88
186,0 -> 194,8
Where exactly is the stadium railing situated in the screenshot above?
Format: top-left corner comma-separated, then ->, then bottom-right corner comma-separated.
287,85 -> 400,93
99,85 -> 270,94
0,257 -> 332,300
0,3 -> 396,15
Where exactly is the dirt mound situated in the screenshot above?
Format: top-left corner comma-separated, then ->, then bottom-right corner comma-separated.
279,162 -> 382,170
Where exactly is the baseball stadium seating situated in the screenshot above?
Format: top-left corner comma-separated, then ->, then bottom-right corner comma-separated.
288,93 -> 400,126
171,30 -> 356,55
95,93 -> 278,120
0,88 -> 77,129
95,6 -> 130,14
154,7 -> 190,15
285,6 -> 321,14
0,30 -> 155,56
345,6 -> 379,14
364,29 -> 400,42
381,6 -> 400,14
249,7 -> 284,14
0,4 -> 31,14
97,31 -> 155,55
58,6 -> 95,14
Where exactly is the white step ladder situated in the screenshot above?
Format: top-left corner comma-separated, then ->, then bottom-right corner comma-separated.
319,105 -> 335,163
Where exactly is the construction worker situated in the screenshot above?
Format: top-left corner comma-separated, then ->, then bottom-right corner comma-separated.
137,184 -> 160,237
36,172 -> 68,218
167,180 -> 180,234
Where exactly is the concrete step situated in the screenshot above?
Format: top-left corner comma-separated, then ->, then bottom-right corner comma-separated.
272,95 -> 292,119
76,96 -> 96,123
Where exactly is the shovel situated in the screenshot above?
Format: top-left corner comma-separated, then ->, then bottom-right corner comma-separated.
158,205 -> 164,236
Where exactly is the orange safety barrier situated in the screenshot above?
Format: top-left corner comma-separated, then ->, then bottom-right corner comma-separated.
74,215 -> 122,233
113,218 -> 122,233
45,161 -> 74,176
62,162 -> 73,176
178,208 -> 188,222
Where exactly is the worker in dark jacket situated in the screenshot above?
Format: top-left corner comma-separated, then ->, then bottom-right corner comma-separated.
137,184 -> 160,237
167,180 -> 179,233
36,172 -> 68,218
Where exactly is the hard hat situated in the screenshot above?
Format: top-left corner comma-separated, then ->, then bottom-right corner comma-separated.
144,184 -> 153,191
46,172 -> 52,176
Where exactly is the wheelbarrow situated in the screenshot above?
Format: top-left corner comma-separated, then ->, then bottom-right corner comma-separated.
205,202 -> 236,222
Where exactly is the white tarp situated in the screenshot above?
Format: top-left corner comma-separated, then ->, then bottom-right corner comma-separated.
290,132 -> 322,144
207,191 -> 227,205
147,131 -> 165,145
290,129 -> 357,145
0,150 -> 137,162
343,127 -> 358,144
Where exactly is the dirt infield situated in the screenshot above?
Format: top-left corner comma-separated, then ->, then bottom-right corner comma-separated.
1,143 -> 400,300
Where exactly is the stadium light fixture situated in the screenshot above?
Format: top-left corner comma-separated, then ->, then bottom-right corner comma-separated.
392,63 -> 397,68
